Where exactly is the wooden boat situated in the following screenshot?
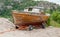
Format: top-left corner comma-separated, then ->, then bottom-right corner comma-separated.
12,7 -> 50,30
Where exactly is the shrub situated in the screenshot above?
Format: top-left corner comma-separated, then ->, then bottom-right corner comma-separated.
51,11 -> 60,23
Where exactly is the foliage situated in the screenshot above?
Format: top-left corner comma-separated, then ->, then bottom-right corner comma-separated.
50,20 -> 60,27
0,0 -> 38,17
51,11 -> 60,24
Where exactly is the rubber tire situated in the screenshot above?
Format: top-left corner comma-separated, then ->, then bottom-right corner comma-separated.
41,23 -> 45,29
29,25 -> 33,31
15,26 -> 19,29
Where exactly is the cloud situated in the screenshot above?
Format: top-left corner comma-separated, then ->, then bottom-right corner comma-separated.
34,0 -> 60,5
45,0 -> 60,5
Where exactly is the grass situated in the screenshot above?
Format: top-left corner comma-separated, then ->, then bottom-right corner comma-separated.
0,16 -> 14,22
50,20 -> 60,27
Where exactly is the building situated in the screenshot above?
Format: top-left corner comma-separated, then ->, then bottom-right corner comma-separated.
24,6 -> 44,13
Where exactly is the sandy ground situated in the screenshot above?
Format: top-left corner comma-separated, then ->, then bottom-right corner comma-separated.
0,18 -> 60,37
0,28 -> 60,37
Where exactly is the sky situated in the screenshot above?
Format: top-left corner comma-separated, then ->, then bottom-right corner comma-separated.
45,0 -> 60,5
34,0 -> 60,5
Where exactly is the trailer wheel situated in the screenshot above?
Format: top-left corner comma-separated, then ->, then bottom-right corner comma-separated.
29,25 -> 33,31
15,26 -> 19,29
41,23 -> 46,29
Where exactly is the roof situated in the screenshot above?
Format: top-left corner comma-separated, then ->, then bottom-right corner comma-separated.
25,6 -> 44,9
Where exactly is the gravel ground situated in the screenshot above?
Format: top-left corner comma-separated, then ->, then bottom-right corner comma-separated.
0,18 -> 60,37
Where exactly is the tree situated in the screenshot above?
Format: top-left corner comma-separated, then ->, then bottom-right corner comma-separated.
0,0 -> 38,17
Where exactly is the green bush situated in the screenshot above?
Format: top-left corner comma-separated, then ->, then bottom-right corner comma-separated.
51,11 -> 60,23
